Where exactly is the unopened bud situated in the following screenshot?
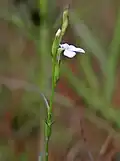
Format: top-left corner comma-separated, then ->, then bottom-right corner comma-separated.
56,28 -> 61,37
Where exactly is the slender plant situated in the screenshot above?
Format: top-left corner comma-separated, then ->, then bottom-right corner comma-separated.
43,6 -> 85,161
44,8 -> 69,161
1,2 -> 85,161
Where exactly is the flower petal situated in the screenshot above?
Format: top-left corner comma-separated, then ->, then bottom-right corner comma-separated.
60,43 -> 69,49
69,45 -> 85,53
68,45 -> 78,51
75,48 -> 85,53
63,50 -> 76,58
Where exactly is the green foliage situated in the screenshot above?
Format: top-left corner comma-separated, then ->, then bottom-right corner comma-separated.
0,85 -> 12,118
104,9 -> 120,102
1,0 -> 120,160
61,8 -> 120,128
12,89 -> 46,138
0,145 -> 16,161
19,153 -> 28,161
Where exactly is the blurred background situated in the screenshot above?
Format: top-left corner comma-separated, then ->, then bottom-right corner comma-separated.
0,0 -> 120,161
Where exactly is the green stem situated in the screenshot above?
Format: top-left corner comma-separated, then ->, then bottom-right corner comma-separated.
44,7 -> 69,161
49,59 -> 56,114
45,58 -> 56,161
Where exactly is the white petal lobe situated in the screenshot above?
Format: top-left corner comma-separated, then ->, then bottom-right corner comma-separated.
63,50 -> 76,58
75,48 -> 85,53
60,43 -> 69,49
69,45 -> 78,51
69,45 -> 85,53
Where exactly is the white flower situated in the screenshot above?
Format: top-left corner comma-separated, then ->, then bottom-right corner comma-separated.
60,43 -> 85,58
